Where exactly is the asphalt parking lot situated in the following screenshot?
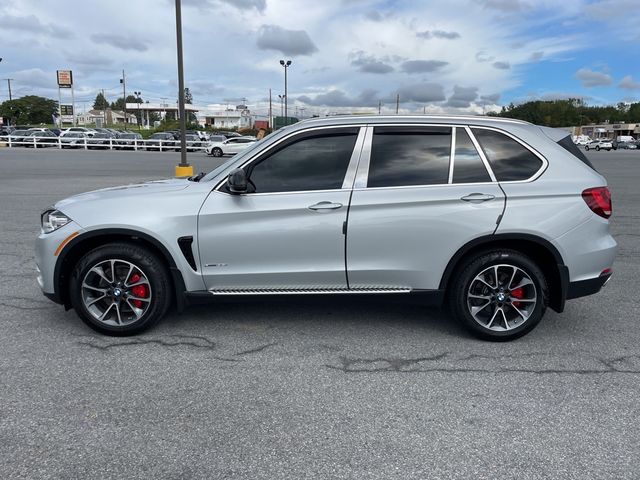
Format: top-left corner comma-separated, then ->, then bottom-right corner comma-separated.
0,147 -> 639,479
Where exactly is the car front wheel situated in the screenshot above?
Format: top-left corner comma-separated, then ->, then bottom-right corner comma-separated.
212,147 -> 223,157
69,242 -> 172,336
449,250 -> 548,341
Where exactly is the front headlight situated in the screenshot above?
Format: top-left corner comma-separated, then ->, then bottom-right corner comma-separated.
41,209 -> 71,234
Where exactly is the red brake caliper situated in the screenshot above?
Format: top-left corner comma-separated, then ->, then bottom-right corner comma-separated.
511,287 -> 524,308
128,273 -> 148,309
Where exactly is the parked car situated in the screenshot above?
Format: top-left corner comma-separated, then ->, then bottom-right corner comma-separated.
115,133 -> 143,150
184,134 -> 203,152
0,125 -> 15,136
35,115 -> 616,340
60,132 -> 89,148
24,130 -> 58,148
205,136 -> 257,156
87,132 -> 117,149
584,139 -> 612,151
612,140 -> 638,150
7,129 -> 31,146
145,132 -> 179,151
60,127 -> 96,137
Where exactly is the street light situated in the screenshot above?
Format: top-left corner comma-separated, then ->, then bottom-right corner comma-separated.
134,91 -> 142,131
279,59 -> 291,126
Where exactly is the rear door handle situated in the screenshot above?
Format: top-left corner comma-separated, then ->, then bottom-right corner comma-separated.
308,201 -> 343,211
461,193 -> 495,203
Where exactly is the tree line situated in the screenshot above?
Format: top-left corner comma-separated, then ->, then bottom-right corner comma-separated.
488,98 -> 640,127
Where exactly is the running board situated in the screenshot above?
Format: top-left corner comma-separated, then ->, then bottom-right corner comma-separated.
206,287 -> 411,296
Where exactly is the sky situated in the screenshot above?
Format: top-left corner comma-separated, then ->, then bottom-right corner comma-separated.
0,0 -> 639,118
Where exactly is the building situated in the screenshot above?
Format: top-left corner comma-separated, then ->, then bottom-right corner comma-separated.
578,123 -> 640,140
74,109 -> 136,126
201,105 -> 253,129
123,102 -> 200,128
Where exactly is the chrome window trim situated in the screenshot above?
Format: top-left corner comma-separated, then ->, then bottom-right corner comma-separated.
448,127 -> 456,184
213,124 -> 366,195
469,125 -> 549,183
465,126 -> 497,182
353,126 -> 374,189
351,181 -> 501,193
341,127 -> 367,189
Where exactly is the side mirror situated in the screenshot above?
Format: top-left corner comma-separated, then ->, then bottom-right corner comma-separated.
227,168 -> 248,194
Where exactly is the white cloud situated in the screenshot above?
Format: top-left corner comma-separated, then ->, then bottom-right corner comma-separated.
575,68 -> 612,87
619,75 -> 640,91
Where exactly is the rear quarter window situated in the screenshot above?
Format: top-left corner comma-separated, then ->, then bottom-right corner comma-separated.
472,128 -> 543,181
556,135 -> 596,171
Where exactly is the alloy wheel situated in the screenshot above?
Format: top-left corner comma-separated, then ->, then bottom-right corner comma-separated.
81,259 -> 152,326
466,264 -> 537,332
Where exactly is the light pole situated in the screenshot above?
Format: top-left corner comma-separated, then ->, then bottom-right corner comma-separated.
134,91 -> 142,131
174,0 -> 192,177
279,59 -> 291,125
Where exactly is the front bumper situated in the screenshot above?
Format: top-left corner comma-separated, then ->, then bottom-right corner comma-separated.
35,221 -> 84,302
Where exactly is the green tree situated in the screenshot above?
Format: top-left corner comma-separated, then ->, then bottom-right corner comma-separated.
110,95 -> 138,111
0,96 -> 58,125
93,92 -> 109,110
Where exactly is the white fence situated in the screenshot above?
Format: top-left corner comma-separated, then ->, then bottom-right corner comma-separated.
0,135 -> 208,152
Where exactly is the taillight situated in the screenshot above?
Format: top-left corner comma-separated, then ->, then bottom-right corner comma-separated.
582,187 -> 612,219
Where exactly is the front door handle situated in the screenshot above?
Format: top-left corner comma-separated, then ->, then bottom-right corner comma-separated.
461,193 -> 495,203
308,201 -> 343,211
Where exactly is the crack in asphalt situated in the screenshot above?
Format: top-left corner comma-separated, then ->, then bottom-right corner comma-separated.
326,353 -> 640,374
76,334 -> 277,361
234,343 -> 277,356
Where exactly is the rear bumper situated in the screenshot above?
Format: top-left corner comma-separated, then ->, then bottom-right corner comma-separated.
567,272 -> 612,300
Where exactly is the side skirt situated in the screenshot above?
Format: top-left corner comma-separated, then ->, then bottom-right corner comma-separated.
184,289 -> 445,307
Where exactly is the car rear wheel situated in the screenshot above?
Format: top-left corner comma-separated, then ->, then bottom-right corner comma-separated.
69,242 -> 172,336
449,249 -> 548,341
212,147 -> 223,157
595,146 -> 600,151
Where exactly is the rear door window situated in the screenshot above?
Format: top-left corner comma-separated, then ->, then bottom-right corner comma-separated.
472,128 -> 543,181
453,128 -> 491,183
367,126 -> 451,188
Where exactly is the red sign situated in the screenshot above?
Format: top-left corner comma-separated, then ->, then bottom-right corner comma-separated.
57,70 -> 73,88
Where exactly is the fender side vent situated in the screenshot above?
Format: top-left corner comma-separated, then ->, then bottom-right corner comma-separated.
177,236 -> 197,271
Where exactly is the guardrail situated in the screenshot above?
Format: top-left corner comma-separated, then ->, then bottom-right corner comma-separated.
0,135 -> 208,152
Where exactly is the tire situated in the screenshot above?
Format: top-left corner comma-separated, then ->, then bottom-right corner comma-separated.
212,147 -> 223,157
449,249 -> 548,341
596,146 -> 600,151
585,146 -> 589,151
69,242 -> 172,336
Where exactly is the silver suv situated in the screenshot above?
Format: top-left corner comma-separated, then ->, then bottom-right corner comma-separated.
35,115 -> 617,340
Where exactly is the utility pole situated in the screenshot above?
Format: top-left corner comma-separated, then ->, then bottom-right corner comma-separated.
423,105 -> 426,114
378,100 -> 381,114
120,70 -> 127,127
268,88 -> 272,129
278,94 -> 285,125
101,89 -> 107,126
5,78 -> 13,101
396,94 -> 399,114
174,0 -> 191,176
